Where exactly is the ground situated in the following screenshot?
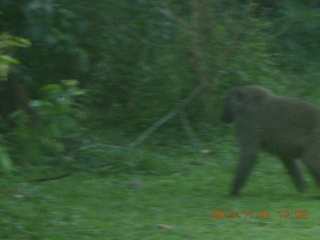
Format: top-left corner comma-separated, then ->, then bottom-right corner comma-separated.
1,147 -> 320,239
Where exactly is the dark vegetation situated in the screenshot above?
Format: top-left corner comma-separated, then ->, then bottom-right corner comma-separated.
1,0 -> 320,170
1,0 -> 320,239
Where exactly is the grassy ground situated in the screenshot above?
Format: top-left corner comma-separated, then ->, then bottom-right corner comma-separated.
1,146 -> 320,239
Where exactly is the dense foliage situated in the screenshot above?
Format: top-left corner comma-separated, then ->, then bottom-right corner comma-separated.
1,0 -> 320,170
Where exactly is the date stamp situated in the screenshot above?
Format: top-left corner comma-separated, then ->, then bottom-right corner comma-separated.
212,210 -> 308,219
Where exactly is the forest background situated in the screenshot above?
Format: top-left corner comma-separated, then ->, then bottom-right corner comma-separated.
2,0 -> 320,171
2,1 -> 320,239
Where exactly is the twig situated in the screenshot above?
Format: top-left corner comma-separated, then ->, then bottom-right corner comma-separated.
27,173 -> 73,182
179,109 -> 202,150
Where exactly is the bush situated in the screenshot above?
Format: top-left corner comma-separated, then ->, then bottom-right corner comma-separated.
5,80 -> 86,164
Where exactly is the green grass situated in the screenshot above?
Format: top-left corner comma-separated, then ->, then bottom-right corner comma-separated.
1,146 -> 320,239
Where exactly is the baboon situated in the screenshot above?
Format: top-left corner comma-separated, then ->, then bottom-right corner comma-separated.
220,85 -> 320,196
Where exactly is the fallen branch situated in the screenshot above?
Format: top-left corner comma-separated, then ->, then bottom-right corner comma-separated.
128,82 -> 206,147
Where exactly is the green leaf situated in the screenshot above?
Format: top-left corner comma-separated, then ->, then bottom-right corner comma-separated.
0,146 -> 13,172
0,55 -> 20,64
29,100 -> 44,108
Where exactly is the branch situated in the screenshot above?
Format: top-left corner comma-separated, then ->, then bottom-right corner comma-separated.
128,2 -> 250,148
179,109 -> 202,150
128,82 -> 207,147
27,173 -> 73,182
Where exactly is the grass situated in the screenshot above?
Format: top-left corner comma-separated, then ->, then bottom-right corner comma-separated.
1,145 -> 320,239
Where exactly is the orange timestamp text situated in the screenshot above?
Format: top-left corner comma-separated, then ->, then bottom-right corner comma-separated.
212,210 -> 308,219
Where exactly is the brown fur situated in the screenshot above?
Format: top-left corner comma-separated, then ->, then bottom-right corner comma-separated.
221,85 -> 320,196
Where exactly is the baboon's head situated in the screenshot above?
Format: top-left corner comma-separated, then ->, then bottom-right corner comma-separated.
220,85 -> 273,123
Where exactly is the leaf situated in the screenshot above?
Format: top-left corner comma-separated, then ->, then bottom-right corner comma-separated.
72,89 -> 86,96
29,100 -> 44,108
157,224 -> 174,230
0,55 -> 20,64
0,146 -> 13,172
